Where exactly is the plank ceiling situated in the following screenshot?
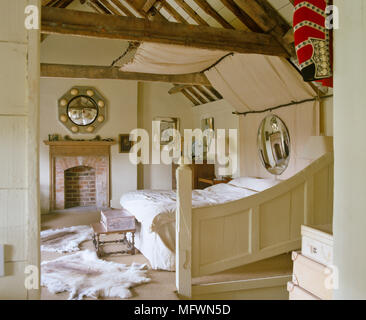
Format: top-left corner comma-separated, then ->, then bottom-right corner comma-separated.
42,0 -> 295,106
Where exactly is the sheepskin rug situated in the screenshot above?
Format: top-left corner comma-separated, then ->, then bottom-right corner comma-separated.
41,225 -> 93,253
41,250 -> 151,300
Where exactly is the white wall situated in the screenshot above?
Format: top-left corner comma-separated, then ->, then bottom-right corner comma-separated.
333,0 -> 366,299
41,34 -> 129,67
192,99 -> 240,177
40,78 -> 138,212
138,82 -> 194,190
41,33 -> 139,211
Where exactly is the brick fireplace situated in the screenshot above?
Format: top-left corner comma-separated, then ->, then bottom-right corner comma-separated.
44,140 -> 116,211
64,166 -> 96,208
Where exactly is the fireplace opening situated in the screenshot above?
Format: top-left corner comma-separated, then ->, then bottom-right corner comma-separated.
64,166 -> 96,209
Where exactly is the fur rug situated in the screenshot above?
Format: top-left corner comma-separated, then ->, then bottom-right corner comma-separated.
41,250 -> 150,300
41,225 -> 93,253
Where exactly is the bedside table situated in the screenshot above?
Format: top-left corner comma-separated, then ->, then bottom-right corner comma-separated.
198,177 -> 232,186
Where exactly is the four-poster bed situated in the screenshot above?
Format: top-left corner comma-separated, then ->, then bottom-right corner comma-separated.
116,41 -> 333,299
175,152 -> 333,298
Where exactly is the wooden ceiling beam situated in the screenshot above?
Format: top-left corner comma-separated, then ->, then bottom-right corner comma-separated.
142,0 -> 159,12
255,0 -> 296,55
98,0 -> 121,15
51,0 -> 64,6
233,0 -> 295,57
169,84 -> 218,103
174,0 -> 209,26
168,84 -> 191,94
219,0 -> 262,32
41,7 -> 288,57
42,0 -> 55,5
45,0 -> 73,7
89,0 -> 111,13
186,87 -> 207,104
86,0 -> 105,13
194,85 -> 215,102
170,83 -> 222,105
41,0 -> 75,42
206,86 -> 223,100
109,0 -> 136,16
40,63 -> 212,85
124,0 -> 166,21
44,0 -> 62,6
181,88 -> 200,106
193,0 -> 234,29
233,0 -> 276,32
123,0 -> 148,17
56,0 -> 75,8
283,28 -> 294,44
256,0 -> 291,33
162,2 -> 188,24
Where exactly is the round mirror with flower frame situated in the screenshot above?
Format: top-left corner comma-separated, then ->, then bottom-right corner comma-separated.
58,86 -> 107,134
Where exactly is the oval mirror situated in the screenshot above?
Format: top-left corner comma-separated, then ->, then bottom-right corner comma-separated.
257,114 -> 290,175
67,95 -> 98,126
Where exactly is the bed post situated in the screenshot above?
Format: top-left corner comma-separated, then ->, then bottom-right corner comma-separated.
176,158 -> 192,299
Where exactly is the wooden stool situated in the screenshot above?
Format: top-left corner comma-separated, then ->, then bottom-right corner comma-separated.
91,222 -> 136,258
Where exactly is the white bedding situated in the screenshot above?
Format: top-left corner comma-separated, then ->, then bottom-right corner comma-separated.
120,183 -> 259,271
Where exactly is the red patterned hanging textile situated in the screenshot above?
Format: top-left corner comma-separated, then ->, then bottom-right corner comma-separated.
293,0 -> 333,87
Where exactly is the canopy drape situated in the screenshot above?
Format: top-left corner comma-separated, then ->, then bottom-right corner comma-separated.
120,43 -> 228,75
204,54 -> 316,112
204,54 -> 319,178
121,43 -> 320,178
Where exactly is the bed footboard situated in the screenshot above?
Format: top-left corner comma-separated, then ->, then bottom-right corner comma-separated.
176,153 -> 333,298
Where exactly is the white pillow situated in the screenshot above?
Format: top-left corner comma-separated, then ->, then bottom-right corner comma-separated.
228,177 -> 281,192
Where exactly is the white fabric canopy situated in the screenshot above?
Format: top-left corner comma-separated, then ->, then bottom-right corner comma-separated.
204,54 -> 315,112
120,43 -> 228,75
121,42 -> 319,178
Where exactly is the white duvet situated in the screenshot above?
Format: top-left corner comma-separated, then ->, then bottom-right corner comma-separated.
121,183 -> 257,232
120,183 -> 258,271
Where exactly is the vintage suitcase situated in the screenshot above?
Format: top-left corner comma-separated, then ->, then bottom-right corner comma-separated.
301,224 -> 333,266
292,251 -> 333,300
101,208 -> 136,232
287,282 -> 320,300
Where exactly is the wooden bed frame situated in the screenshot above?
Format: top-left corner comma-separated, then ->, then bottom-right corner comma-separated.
176,153 -> 334,298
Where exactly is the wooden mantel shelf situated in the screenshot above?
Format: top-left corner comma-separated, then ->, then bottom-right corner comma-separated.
44,140 -> 117,146
44,140 -> 117,157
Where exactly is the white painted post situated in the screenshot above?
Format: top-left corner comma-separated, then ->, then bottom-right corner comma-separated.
176,158 -> 192,298
26,0 -> 41,299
